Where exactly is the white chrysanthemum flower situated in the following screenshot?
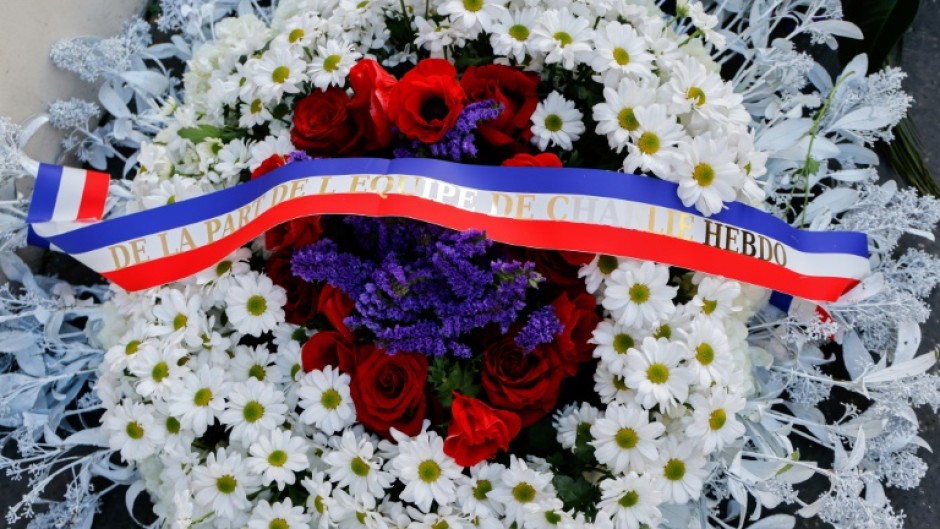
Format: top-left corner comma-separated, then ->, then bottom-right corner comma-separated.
593,361 -> 637,405
623,337 -> 693,410
151,287 -> 205,348
593,79 -> 659,153
247,40 -> 307,103
191,448 -> 260,521
523,499 -> 579,529
324,429 -> 393,501
248,132 -> 294,172
248,498 -> 311,529
102,400 -> 163,462
220,378 -> 288,445
679,317 -> 734,387
103,323 -> 154,374
130,345 -> 189,399
602,260 -> 677,329
489,8 -> 538,63
167,364 -> 231,436
687,1 -> 726,49
439,0 -> 507,35
410,505 -> 475,529
530,91 -> 584,151
413,16 -> 471,59
489,457 -> 556,526
280,11 -> 326,49
553,401 -> 601,450
686,389 -> 747,453
391,429 -> 463,513
308,39 -> 361,90
455,462 -> 506,518
152,407 -> 195,459
329,489 -> 388,528
229,344 -> 283,385
622,104 -> 688,177
597,473 -> 663,529
239,97 -> 274,128
592,21 -> 654,84
591,403 -> 664,474
301,471 -> 335,529
225,272 -> 287,337
663,57 -> 743,131
674,135 -> 743,216
591,319 -> 648,374
247,428 -> 311,490
652,440 -> 708,504
579,254 -> 622,294
195,247 -> 251,288
298,367 -> 356,434
691,276 -> 743,321
530,10 -> 594,70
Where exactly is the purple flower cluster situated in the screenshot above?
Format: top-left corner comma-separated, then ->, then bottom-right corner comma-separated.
291,218 -> 542,358
515,306 -> 563,353
394,100 -> 502,161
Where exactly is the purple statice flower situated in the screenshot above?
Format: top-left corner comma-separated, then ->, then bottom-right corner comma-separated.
515,306 -> 563,353
286,150 -> 312,163
290,218 -> 541,358
393,100 -> 502,161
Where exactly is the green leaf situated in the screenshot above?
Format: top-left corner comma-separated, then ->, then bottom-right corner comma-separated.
427,356 -> 481,407
177,124 -> 247,144
883,116 -> 940,196
840,0 -> 921,69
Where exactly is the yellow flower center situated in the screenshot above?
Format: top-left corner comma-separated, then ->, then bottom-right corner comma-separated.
544,114 -> 563,132
350,456 -> 371,477
125,340 -> 141,355
193,388 -> 212,407
628,283 -> 650,304
687,86 -> 706,106
418,460 -> 442,483
243,401 -> 265,423
272,66 -> 290,84
125,421 -> 145,440
637,131 -> 660,155
613,333 -> 634,354
267,449 -> 288,467
321,388 -> 342,410
664,458 -> 686,481
618,490 -> 640,508
553,31 -> 573,46
216,475 -> 237,494
692,163 -> 716,187
463,0 -> 483,11
288,28 -> 305,43
615,427 -> 639,449
696,343 -> 715,365
509,24 -> 529,41
617,107 -> 639,131
512,482 -> 537,503
246,295 -> 268,316
612,47 -> 630,65
323,54 -> 342,72
473,479 -> 493,500
709,408 -> 727,430
646,363 -> 670,384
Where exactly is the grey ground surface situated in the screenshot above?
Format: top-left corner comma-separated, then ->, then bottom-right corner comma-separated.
3,5 -> 940,529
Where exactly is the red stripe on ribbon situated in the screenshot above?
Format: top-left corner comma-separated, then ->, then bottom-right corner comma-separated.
97,192 -> 859,301
76,170 -> 110,221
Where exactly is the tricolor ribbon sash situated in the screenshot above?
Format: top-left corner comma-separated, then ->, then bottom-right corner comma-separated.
27,158 -> 869,302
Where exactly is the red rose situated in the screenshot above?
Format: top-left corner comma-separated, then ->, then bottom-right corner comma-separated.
549,292 -> 601,375
318,284 -> 355,340
501,153 -> 563,168
267,249 -> 319,325
291,87 -> 363,155
461,65 -> 539,147
251,153 -> 287,179
301,331 -> 359,374
387,59 -> 465,143
349,59 -> 398,150
351,345 -> 428,438
481,337 -> 564,427
444,393 -> 522,467
264,215 -> 323,253
525,249 -> 592,293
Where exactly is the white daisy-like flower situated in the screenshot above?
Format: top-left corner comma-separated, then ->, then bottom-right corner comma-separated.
553,401 -> 601,450
247,132 -> 294,172
409,505 -> 474,529
591,319 -> 648,374
301,471 -> 335,529
329,489 -> 386,529
167,364 -> 231,436
679,317 -> 734,387
590,402 -> 664,474
248,498 -> 311,529
663,57 -> 741,129
220,378 -> 288,445
623,337 -> 693,410
455,462 -> 507,519
280,11 -> 326,49
129,345 -> 189,399
247,428 -> 311,490
593,79 -> 659,153
101,400 -> 164,462
687,1 -> 726,49
298,367 -> 356,434
225,272 -> 287,337
413,16 -> 471,59
152,407 -> 195,459
438,0 -> 506,36
591,21 -> 655,84
308,39 -> 361,90
489,8 -> 538,63
523,499 -> 579,529
247,39 -> 307,103
239,97 -> 275,129
652,440 -> 708,504
579,254 -> 621,294
601,260 -> 677,329
489,456 -> 556,526
674,135 -> 743,216
596,473 -> 663,529
686,389 -> 747,453
622,104 -> 688,177
191,448 -> 261,521
229,344 -> 283,385
323,429 -> 393,501
530,10 -> 594,70
195,247 -> 251,288
391,429 -> 463,513
103,323 -> 154,374
691,275 -> 743,321
151,287 -> 205,348
530,91 -> 584,151
593,361 -> 637,405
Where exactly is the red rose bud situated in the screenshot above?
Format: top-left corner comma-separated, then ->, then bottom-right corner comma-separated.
460,65 -> 539,147
317,284 -> 356,340
525,249 -> 588,293
350,345 -> 428,439
251,153 -> 287,179
291,86 -> 364,155
549,292 -> 602,375
501,152 -> 564,168
300,331 -> 358,375
387,59 -> 465,143
349,59 -> 398,150
264,215 -> 323,253
481,337 -> 564,427
443,393 -> 522,467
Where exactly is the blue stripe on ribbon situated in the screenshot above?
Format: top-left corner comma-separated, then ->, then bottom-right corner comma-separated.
38,158 -> 869,259
26,163 -> 63,223
768,291 -> 793,312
